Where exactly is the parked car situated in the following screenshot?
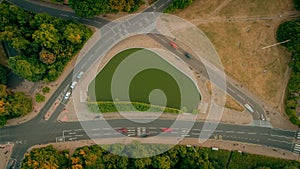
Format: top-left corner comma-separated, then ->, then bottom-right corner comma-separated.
170,41 -> 178,49
77,71 -> 84,79
185,53 -> 192,59
70,81 -> 78,89
161,128 -> 173,132
64,91 -> 71,100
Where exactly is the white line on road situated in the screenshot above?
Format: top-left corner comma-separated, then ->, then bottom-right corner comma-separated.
93,20 -> 102,24
63,130 -> 72,132
75,135 -> 83,137
248,132 -> 256,135
60,14 -> 68,17
236,131 -> 245,134
270,134 -> 291,139
71,16 -> 79,19
92,128 -> 101,131
74,129 -> 83,131
104,133 -> 112,136
267,138 -> 292,144
92,133 -> 101,136
225,131 -> 234,133
215,130 -> 223,132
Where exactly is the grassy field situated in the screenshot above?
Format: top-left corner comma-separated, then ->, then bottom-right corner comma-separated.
88,48 -> 200,112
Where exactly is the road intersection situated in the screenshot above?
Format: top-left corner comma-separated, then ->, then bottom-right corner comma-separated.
1,0 -> 299,168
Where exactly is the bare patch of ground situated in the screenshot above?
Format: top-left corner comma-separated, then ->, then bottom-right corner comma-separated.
225,95 -> 244,112
171,0 -> 298,128
0,144 -> 13,169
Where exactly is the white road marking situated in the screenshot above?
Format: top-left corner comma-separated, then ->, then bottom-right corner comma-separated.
92,128 -> 101,131
268,138 -> 292,144
271,134 -> 291,139
236,131 -> 245,134
248,132 -> 256,135
225,131 -> 234,133
74,129 -> 83,131
75,135 -> 83,137
60,14 -> 68,17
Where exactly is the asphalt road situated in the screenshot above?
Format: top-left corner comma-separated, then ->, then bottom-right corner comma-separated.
1,0 -> 298,168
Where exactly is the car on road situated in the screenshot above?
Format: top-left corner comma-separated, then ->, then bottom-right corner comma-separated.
244,103 -> 254,113
261,114 -> 266,121
64,91 -> 71,100
170,41 -> 178,49
70,81 -> 78,89
77,71 -> 84,79
116,128 -> 127,134
185,53 -> 192,59
137,127 -> 149,137
161,128 -> 173,132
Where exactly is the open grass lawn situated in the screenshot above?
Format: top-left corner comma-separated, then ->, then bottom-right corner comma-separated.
88,48 -> 200,112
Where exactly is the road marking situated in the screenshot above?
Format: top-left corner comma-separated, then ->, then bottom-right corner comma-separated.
203,129 -> 212,132
93,20 -> 102,24
215,130 -> 223,132
192,129 -> 201,131
104,133 -> 112,136
267,138 -> 292,144
236,131 -> 245,134
103,128 -> 112,130
248,132 -> 256,135
63,130 -> 72,132
270,134 -> 291,139
225,131 -> 234,133
259,133 -> 268,136
74,129 -> 83,131
69,132 -> 76,135
71,16 -> 79,19
75,135 -> 83,137
149,127 -> 157,129
92,128 -> 101,131
60,13 -> 68,17
92,133 -> 101,136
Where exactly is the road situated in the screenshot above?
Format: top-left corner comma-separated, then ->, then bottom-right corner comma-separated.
1,0 -> 298,168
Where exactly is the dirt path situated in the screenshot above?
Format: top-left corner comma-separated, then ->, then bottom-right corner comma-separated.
209,0 -> 232,17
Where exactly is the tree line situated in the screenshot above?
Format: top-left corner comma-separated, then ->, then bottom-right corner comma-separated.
0,1 -> 93,82
164,0 -> 193,13
276,1 -> 300,126
69,0 -> 145,18
0,84 -> 33,126
21,143 -> 300,169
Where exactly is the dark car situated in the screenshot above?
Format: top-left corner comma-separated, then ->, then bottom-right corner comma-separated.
185,53 -> 192,59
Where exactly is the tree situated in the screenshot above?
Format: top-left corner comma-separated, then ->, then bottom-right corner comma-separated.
64,23 -> 85,44
295,0 -> 300,10
0,65 -> 8,84
42,86 -> 50,94
35,93 -> 45,103
32,23 -> 59,49
39,50 -> 56,65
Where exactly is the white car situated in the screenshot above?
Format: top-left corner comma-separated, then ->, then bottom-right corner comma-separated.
64,91 -> 71,100
77,71 -> 84,79
244,103 -> 254,113
70,81 -> 78,89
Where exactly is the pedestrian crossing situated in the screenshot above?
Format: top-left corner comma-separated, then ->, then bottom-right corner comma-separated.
296,131 -> 300,140
293,144 -> 300,154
